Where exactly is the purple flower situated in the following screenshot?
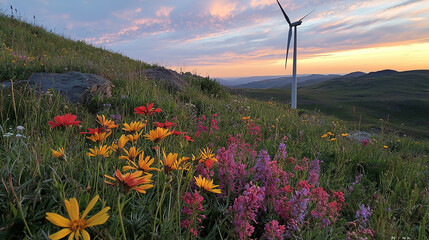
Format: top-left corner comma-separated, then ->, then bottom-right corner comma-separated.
356,204 -> 371,227
261,220 -> 285,240
181,190 -> 206,237
308,159 -> 320,186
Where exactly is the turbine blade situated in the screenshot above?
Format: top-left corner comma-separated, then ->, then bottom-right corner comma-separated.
276,0 -> 291,26
285,27 -> 292,69
299,10 -> 314,21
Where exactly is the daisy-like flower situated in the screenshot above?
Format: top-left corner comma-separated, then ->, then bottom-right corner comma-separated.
123,152 -> 159,173
126,131 -> 142,144
134,103 -> 162,115
194,175 -> 221,194
119,146 -> 142,162
327,132 -> 334,136
330,138 -> 337,141
110,135 -> 129,155
97,115 -> 118,132
161,152 -> 179,174
45,195 -> 110,240
144,127 -> 171,143
122,121 -> 145,133
198,147 -> 218,169
86,131 -> 112,144
321,134 -> 328,138
51,147 -> 66,159
104,170 -> 153,194
341,133 -> 349,137
48,114 -> 81,129
154,120 -> 176,129
86,145 -> 111,158
79,127 -> 102,135
173,156 -> 190,171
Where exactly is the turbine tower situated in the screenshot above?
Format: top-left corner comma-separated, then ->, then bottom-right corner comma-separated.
276,0 -> 313,109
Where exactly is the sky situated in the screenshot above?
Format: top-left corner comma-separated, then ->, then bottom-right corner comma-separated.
1,0 -> 429,78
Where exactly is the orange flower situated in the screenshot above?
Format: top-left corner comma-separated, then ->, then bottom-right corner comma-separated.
86,131 -> 112,143
104,170 -> 153,194
86,145 -> 111,158
123,152 -> 159,173
144,127 -> 171,143
97,115 -> 119,131
194,175 -> 221,194
48,114 -> 81,129
111,135 -> 129,155
119,146 -> 142,162
198,147 -> 218,169
122,121 -> 145,133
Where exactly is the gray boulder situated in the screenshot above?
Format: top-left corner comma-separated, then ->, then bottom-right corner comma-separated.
349,131 -> 371,142
145,67 -> 187,89
1,71 -> 114,103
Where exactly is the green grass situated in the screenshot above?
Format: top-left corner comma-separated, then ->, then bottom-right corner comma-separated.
1,13 -> 429,240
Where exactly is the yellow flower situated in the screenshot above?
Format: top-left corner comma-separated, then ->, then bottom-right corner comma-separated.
161,152 -> 179,174
86,145 -> 111,158
242,116 -> 250,120
122,121 -> 145,133
86,131 -> 112,143
384,145 -> 388,149
45,195 -> 110,240
341,133 -> 349,137
173,157 -> 190,171
327,132 -> 334,136
105,170 -> 153,194
330,138 -> 336,141
123,152 -> 159,173
194,175 -> 221,194
110,135 -> 129,155
119,146 -> 142,162
198,147 -> 218,168
321,134 -> 328,138
126,131 -> 142,144
97,115 -> 118,131
144,127 -> 171,143
51,147 -> 66,159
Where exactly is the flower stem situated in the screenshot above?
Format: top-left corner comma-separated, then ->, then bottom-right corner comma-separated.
152,182 -> 166,240
117,194 -> 127,240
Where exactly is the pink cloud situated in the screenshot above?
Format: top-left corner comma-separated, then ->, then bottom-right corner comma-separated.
156,6 -> 174,17
209,0 -> 238,19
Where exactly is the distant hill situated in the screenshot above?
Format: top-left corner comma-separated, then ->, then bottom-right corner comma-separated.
231,74 -> 341,89
232,69 -> 429,139
215,75 -> 286,86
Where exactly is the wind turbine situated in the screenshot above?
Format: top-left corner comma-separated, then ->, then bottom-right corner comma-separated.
276,0 -> 313,109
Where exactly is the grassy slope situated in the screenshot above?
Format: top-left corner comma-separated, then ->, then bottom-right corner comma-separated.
1,13 -> 429,239
232,71 -> 429,139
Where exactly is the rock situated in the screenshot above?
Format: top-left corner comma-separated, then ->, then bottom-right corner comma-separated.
349,131 -> 371,142
144,67 -> 187,89
1,71 -> 114,103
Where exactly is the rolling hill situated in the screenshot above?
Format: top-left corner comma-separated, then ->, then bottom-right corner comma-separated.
232,69 -> 429,139
231,74 -> 340,89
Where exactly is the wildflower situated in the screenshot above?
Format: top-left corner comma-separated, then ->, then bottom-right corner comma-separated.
119,146 -> 142,162
144,127 -> 171,143
242,116 -> 250,120
261,220 -> 285,240
48,114 -> 81,129
161,152 -> 179,174
86,145 -> 111,158
321,134 -> 328,138
16,126 -> 25,131
104,170 -> 153,194
184,135 -> 194,142
123,152 -> 159,173
86,131 -> 112,144
79,127 -> 102,135
194,175 -> 221,194
126,131 -> 142,144
330,138 -> 336,141
173,157 -> 190,171
45,195 -> 110,240
134,103 -> 162,115
122,121 -> 145,133
110,135 -> 129,155
341,133 -> 349,137
327,132 -> 334,136
198,147 -> 218,169
383,145 -> 388,149
154,120 -> 176,129
51,147 -> 66,159
97,115 -> 119,131
181,190 -> 206,237
361,139 -> 369,146
171,130 -> 186,135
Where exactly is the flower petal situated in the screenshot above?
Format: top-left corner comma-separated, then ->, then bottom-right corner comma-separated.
82,230 -> 91,240
48,228 -> 72,240
46,212 -> 71,227
86,207 -> 110,227
64,199 -> 79,221
81,195 -> 99,219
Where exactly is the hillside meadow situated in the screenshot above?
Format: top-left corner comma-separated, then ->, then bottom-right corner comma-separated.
1,13 -> 429,239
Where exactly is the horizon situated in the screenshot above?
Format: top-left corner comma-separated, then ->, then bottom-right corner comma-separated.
2,0 -> 429,78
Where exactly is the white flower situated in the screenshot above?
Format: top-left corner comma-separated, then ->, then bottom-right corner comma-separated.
16,126 -> 25,131
15,134 -> 26,138
3,132 -> 14,137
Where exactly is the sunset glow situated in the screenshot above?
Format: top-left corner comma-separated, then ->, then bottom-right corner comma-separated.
2,0 -> 429,78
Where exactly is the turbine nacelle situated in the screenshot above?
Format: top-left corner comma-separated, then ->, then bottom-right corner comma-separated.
291,21 -> 302,27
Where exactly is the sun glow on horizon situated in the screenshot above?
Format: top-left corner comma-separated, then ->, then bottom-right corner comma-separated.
179,42 -> 429,78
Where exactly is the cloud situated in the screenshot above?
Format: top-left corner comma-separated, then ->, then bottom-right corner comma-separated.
156,6 -> 174,17
209,0 -> 238,19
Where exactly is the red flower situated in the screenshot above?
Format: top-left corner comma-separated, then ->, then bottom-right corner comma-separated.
154,120 -> 176,129
171,130 -> 187,136
184,135 -> 194,142
79,127 -> 103,135
48,114 -> 81,129
134,103 -> 162,115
